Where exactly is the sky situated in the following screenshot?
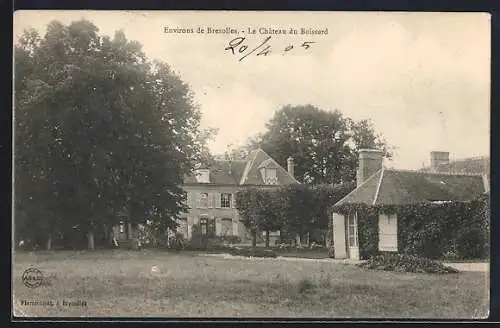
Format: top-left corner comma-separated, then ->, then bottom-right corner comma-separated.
13,11 -> 491,169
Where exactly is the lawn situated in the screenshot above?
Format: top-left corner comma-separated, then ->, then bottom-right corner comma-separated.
12,250 -> 489,318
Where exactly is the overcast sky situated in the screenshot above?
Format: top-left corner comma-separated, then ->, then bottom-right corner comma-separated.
14,11 -> 490,169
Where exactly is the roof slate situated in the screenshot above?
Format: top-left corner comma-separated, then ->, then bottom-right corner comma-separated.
335,168 -> 486,206
183,148 -> 298,186
436,156 -> 489,175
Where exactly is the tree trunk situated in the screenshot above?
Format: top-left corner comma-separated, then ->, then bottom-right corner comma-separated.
127,222 -> 133,240
252,231 -> 257,250
323,229 -> 330,247
46,235 -> 52,251
87,230 -> 95,250
265,230 -> 270,248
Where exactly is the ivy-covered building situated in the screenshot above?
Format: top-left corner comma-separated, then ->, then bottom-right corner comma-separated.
331,149 -> 489,261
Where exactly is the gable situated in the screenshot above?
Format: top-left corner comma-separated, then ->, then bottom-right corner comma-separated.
334,169 -> 382,206
239,149 -> 298,185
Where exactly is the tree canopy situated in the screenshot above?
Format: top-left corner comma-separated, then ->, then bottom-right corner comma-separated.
14,20 -> 213,249
235,182 -> 355,247
247,104 -> 391,184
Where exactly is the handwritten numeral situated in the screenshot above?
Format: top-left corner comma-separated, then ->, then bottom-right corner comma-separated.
225,37 -> 316,61
301,41 -> 315,50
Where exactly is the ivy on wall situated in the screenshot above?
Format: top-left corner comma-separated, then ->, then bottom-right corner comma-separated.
331,193 -> 489,260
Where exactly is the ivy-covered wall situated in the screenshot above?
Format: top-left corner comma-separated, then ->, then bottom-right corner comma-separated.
332,194 -> 489,260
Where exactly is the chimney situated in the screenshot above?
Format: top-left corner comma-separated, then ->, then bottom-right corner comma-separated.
287,157 -> 294,178
356,149 -> 385,187
430,151 -> 449,172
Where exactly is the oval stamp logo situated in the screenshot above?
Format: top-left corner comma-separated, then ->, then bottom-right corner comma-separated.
22,268 -> 44,288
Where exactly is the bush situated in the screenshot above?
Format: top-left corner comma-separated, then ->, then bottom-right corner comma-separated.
454,228 -> 489,260
358,253 -> 460,274
297,278 -> 316,293
168,232 -> 185,251
216,235 -> 241,245
229,247 -> 278,258
328,246 -> 335,258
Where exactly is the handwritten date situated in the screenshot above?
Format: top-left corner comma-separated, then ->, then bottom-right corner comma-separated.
225,36 -> 315,62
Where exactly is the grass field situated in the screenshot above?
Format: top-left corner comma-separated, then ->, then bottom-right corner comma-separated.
12,250 -> 489,318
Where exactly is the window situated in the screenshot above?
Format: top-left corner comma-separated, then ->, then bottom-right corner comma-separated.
265,168 -> 278,184
200,218 -> 207,235
260,167 -> 278,185
195,169 -> 210,183
221,193 -> 232,208
199,192 -> 209,208
199,217 -> 216,236
348,213 -> 358,247
220,218 -> 233,236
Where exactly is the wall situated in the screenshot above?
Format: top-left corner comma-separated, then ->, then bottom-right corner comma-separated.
332,213 -> 347,259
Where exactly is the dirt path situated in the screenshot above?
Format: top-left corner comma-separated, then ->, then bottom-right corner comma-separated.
444,262 -> 489,272
200,253 -> 489,272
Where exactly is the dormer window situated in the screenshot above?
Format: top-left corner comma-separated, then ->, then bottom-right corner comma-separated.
265,168 -> 278,184
258,158 -> 279,185
259,167 -> 278,185
195,169 -> 210,183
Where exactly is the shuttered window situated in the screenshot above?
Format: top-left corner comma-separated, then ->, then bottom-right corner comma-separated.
379,214 -> 398,252
220,218 -> 233,236
198,193 -> 209,208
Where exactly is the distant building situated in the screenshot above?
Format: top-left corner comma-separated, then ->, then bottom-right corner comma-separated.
422,151 -> 490,178
178,148 -> 298,242
113,148 -> 298,247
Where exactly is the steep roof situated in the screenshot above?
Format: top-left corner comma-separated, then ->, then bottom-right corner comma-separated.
335,168 -> 487,206
183,148 -> 299,186
183,160 -> 247,185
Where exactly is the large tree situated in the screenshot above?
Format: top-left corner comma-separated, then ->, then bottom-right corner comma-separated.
253,104 -> 391,184
14,20 -> 212,249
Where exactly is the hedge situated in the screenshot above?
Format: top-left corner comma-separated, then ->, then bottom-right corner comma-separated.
358,253 -> 460,274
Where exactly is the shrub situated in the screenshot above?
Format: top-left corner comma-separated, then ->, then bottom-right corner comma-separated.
168,232 -> 185,251
186,224 -> 217,250
454,227 -> 489,260
297,278 -> 316,293
358,253 -> 459,274
328,246 -> 335,258
216,235 -> 241,245
229,247 -> 278,258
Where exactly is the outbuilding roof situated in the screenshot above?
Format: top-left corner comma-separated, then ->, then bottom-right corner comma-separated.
334,168 -> 487,206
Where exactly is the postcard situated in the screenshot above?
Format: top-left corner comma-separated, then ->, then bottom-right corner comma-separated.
12,10 -> 490,319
